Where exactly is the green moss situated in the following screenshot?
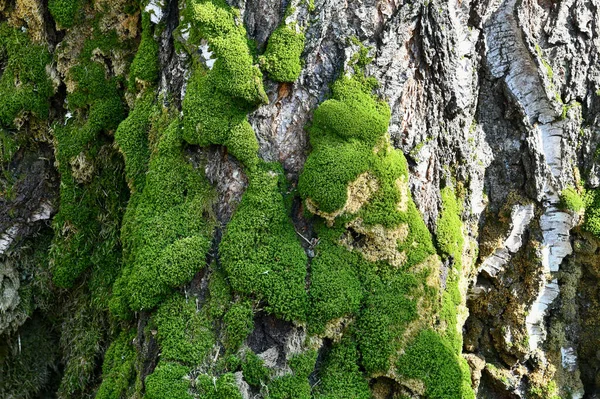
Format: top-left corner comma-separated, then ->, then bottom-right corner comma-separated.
181,0 -> 269,168
96,330 -> 137,399
0,317 -> 60,399
111,118 -> 215,314
357,268 -> 419,373
314,338 -> 370,399
223,301 -> 254,352
219,164 -> 308,322
114,93 -> 154,191
436,187 -> 464,269
0,130 -> 18,164
205,265 -> 233,319
396,329 -> 474,399
48,0 -> 82,28
242,351 -> 270,387
260,24 -> 305,82
196,373 -> 243,399
265,351 -> 316,399
153,293 -> 215,366
583,189 -> 600,236
560,186 -> 585,212
51,125 -> 128,289
0,23 -> 53,128
129,13 -> 160,89
145,361 -> 192,399
307,233 -> 363,333
191,0 -> 267,104
182,70 -> 259,169
298,43 -> 441,378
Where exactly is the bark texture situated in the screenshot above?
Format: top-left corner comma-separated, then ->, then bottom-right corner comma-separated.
1,0 -> 600,398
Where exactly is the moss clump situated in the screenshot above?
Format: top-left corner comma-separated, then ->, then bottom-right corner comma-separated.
182,70 -> 259,169
153,293 -> 215,366
129,13 -> 160,89
260,24 -> 305,82
299,43 -> 441,378
583,189 -> 600,236
48,0 -> 82,28
559,186 -> 585,213
396,329 -> 474,399
298,76 -> 390,213
307,233 -> 363,333
110,117 -> 215,314
190,0 -> 268,104
95,330 -> 137,399
436,187 -> 464,268
314,338 -> 370,399
219,165 -> 308,322
223,301 -> 254,352
0,23 -> 53,128
182,0 -> 268,169
114,93 -> 154,191
265,351 -> 317,399
196,373 -> 243,398
242,351 -> 270,387
145,361 -> 192,399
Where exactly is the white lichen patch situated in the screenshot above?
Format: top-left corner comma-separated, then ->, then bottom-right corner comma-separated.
199,40 -> 216,70
144,0 -> 165,24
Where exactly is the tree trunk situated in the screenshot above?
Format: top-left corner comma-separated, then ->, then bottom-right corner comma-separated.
1,0 -> 599,398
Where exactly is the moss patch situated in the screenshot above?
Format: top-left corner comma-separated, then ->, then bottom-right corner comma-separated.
145,361 -> 192,399
95,330 -> 137,399
219,164 -> 308,322
0,22 -> 53,128
260,23 -> 305,82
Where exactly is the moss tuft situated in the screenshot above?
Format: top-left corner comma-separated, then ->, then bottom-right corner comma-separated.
260,24 -> 305,82
129,13 -> 160,89
314,337 -> 370,399
196,373 -> 243,398
223,301 -> 254,352
48,0 -> 82,28
145,361 -> 192,399
153,293 -> 215,366
396,329 -> 474,399
0,23 -> 53,128
219,165 -> 308,322
559,186 -> 585,213
265,351 -> 317,399
111,118 -> 215,314
242,351 -> 270,387
95,330 -> 137,399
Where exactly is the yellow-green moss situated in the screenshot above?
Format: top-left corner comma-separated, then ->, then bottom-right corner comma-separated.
110,118 -> 215,314
145,361 -> 192,399
219,164 -> 308,322
260,24 -> 305,82
396,329 -> 474,399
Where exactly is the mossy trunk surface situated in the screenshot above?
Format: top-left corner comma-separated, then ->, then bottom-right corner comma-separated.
1,0 -> 600,398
